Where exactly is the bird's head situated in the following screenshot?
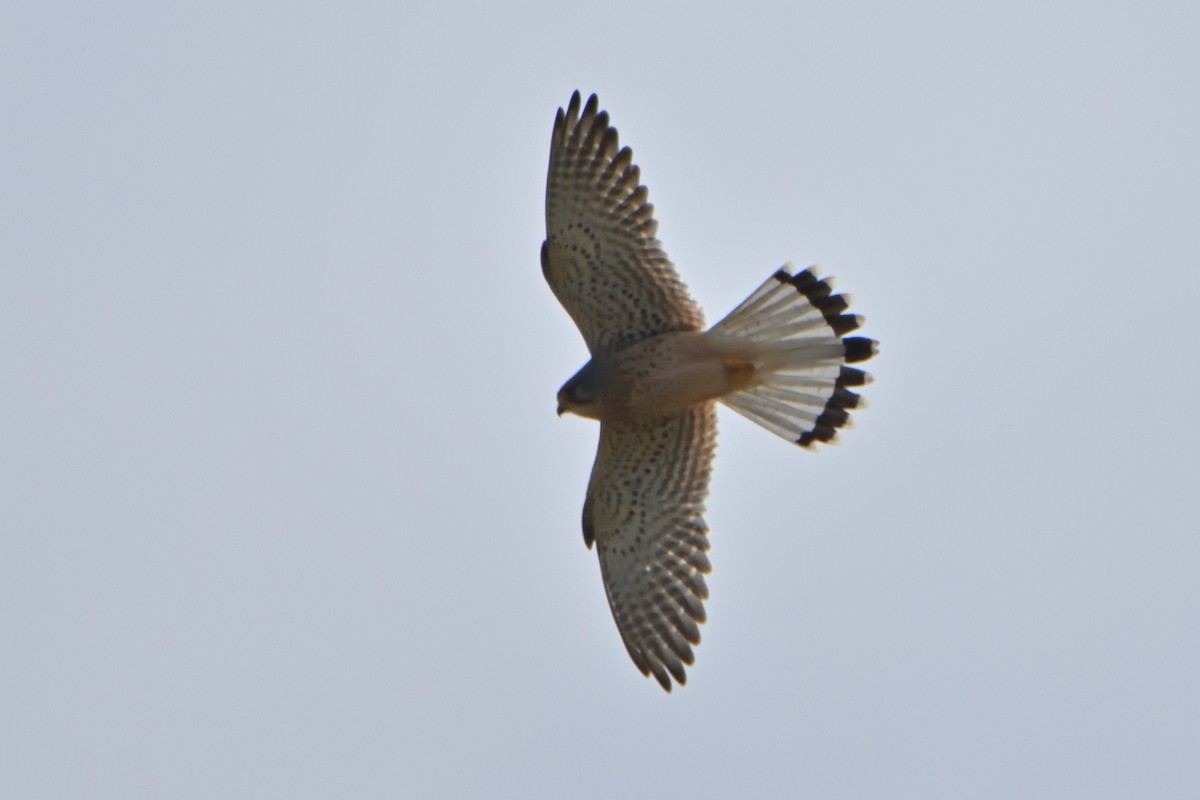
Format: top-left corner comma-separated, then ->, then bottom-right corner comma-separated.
556,360 -> 608,419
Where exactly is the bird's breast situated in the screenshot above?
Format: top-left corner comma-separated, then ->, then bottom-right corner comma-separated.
602,332 -> 748,420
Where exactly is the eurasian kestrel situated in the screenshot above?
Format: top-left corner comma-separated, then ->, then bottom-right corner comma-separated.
543,91 -> 877,691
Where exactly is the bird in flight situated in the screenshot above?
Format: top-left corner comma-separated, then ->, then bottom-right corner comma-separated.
542,91 -> 877,691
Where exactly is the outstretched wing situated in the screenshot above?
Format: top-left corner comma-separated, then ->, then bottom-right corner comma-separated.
583,403 -> 717,691
543,91 -> 704,355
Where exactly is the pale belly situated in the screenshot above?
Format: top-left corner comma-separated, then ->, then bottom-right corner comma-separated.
606,332 -> 757,420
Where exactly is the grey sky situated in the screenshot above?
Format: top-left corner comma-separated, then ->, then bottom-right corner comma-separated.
3,1 -> 1198,797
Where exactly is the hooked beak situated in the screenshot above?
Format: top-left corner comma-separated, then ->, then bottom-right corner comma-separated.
556,404 -> 566,417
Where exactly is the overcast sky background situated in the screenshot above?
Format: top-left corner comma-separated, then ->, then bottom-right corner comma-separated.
3,2 -> 1198,798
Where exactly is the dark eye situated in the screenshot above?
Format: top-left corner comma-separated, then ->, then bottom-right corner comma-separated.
568,383 -> 594,404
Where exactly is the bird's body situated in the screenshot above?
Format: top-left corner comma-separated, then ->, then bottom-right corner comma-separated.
543,91 -> 877,690
557,331 -> 757,422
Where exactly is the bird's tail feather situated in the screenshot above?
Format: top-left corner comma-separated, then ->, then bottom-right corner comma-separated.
708,265 -> 877,448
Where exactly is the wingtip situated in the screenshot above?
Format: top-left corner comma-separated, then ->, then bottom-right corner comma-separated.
844,336 -> 879,363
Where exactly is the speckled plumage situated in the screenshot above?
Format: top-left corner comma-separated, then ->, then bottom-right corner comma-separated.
544,91 -> 878,691
583,404 -> 716,690
543,92 -> 704,354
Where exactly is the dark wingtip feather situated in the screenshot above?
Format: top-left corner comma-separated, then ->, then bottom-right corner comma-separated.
767,265 -> 878,447
797,422 -> 837,448
794,350 -> 876,448
844,337 -> 878,363
829,313 -> 863,337
774,268 -> 870,340
830,386 -> 862,410
650,662 -> 672,692
838,366 -> 870,386
565,91 -> 582,122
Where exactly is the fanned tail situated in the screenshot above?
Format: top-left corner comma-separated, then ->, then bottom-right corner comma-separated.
709,265 -> 878,448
